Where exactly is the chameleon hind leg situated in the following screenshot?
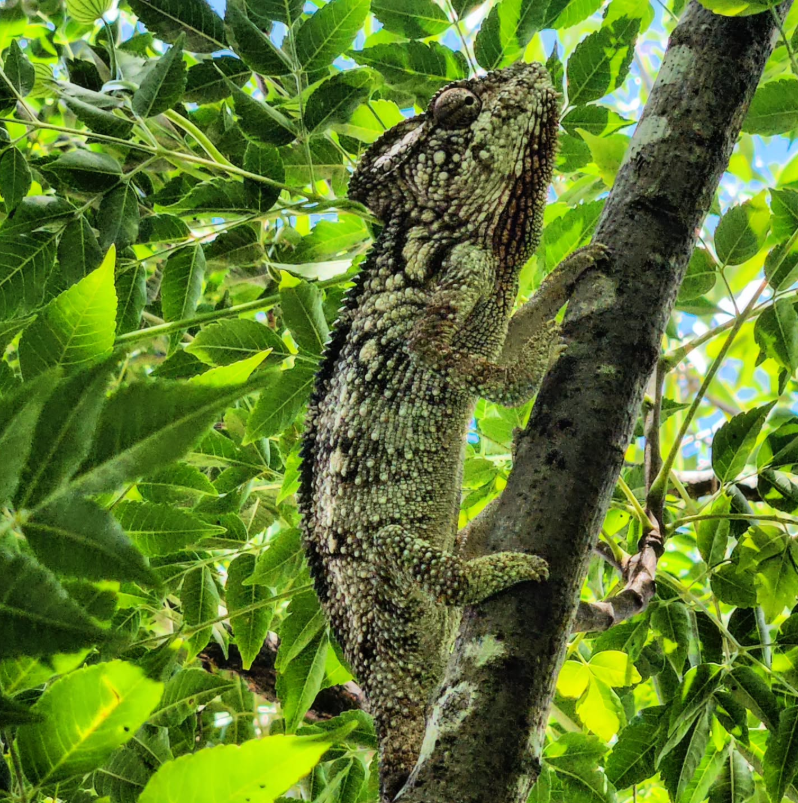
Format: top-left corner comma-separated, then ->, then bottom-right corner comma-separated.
372,525 -> 548,607
369,525 -> 547,799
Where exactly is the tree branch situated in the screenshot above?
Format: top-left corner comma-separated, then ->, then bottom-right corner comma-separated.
397,5 -> 789,802
200,639 -> 365,719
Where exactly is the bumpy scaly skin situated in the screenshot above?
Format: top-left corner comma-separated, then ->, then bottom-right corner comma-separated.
298,62 -> 605,800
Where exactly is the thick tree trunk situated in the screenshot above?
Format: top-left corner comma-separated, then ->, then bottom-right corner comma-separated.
397,4 -> 788,802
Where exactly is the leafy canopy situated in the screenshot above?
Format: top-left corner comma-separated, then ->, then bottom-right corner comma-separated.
2,0 -> 798,800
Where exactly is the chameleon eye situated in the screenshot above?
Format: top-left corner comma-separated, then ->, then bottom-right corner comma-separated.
432,87 -> 481,129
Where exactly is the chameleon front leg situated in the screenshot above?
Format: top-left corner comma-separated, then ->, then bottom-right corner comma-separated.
409,242 -> 608,407
501,243 -> 610,364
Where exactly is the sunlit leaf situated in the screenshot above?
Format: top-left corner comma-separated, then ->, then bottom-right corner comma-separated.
127,0 -> 227,52
17,661 -> 163,784
139,731 -> 339,802
371,0 -> 450,39
18,245 -> 117,378
294,0 -> 370,72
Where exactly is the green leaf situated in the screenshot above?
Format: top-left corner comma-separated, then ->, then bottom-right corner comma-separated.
127,0 -> 226,53
765,241 -> 798,292
245,527 -> 303,587
276,591 -> 326,671
544,733 -> 612,803
67,0 -> 112,23
757,542 -> 798,620
696,0 -> 771,13
0,195 -> 75,237
352,42 -> 467,103
17,660 -> 163,784
651,600 -> 690,672
663,663 -> 724,757
758,418 -> 798,470
678,247 -> 717,301
765,706 -> 798,803
139,213 -> 191,244
680,747 -> 726,803
64,96 -> 135,139
187,319 -> 288,366
0,551 -> 106,659
173,178 -> 252,215
98,183 -> 141,252
715,196 -> 771,266
181,564 -> 219,658
755,298 -> 798,373
371,0 -> 450,39
243,142 -> 284,213
227,553 -> 274,670
0,371 -> 56,505
114,500 -> 225,556
0,41 -> 34,106
74,375 -> 270,494
23,494 -> 155,585
161,244 -> 205,345
696,493 -> 732,565
744,78 -> 798,136
224,0 -> 292,76
0,693 -> 43,727
711,402 -> 774,483
229,83 -> 297,147
277,631 -> 328,732
17,359 -> 115,507
605,705 -> 666,789
132,35 -> 187,118
304,69 -> 373,133
245,0 -> 303,24
184,56 -> 250,103
0,230 -> 58,321
728,665 -> 780,731
150,667 -> 234,726
116,264 -> 147,335
566,16 -> 640,106
771,188 -> 798,242
561,104 -> 633,138
475,0 -> 551,71
45,150 -> 123,193
205,224 -> 265,266
711,564 -> 757,607
244,365 -> 315,442
294,0 -> 370,72
659,707 -> 713,803
709,750 -> 754,803
137,463 -> 217,503
95,725 -> 172,803
18,245 -> 117,379
540,200 -> 604,271
139,732 -> 337,802
58,215 -> 103,287
0,147 -> 31,213
280,278 -> 329,353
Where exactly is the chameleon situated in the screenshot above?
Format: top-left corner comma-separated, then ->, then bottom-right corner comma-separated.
298,61 -> 607,800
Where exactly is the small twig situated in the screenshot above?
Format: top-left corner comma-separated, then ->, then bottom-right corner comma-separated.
200,639 -> 365,718
3,729 -> 28,803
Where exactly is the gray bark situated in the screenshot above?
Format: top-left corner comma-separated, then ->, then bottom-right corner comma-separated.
397,4 -> 788,802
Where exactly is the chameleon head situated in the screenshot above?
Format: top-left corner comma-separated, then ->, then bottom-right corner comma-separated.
349,61 -> 560,263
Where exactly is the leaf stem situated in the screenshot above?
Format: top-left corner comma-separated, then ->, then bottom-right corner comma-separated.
114,267 -> 359,346
162,109 -> 237,168
2,728 -> 27,803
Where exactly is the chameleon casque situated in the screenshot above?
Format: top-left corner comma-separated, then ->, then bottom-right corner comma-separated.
298,61 -> 606,800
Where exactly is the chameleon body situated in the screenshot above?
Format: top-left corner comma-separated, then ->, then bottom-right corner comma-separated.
298,62 -> 604,800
